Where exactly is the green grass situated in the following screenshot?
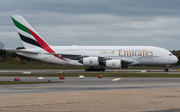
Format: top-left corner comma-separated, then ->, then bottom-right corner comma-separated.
0,64 -> 86,70
1,72 -> 180,77
0,81 -> 63,85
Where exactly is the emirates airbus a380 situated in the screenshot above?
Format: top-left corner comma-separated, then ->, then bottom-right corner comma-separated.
9,15 -> 178,72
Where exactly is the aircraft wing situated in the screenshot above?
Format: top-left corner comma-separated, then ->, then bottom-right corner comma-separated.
58,54 -> 88,60
45,53 -> 135,65
45,52 -> 90,60
121,60 -> 135,65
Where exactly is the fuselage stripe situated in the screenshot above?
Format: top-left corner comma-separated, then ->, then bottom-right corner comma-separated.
26,27 -> 67,61
12,16 -> 67,61
11,17 -> 31,35
18,33 -> 42,48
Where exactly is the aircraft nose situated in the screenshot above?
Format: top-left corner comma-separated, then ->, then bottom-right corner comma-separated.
173,55 -> 178,63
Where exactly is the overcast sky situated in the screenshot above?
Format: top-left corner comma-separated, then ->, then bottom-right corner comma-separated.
1,0 -> 180,50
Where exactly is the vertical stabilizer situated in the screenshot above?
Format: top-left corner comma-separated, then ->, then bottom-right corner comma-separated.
11,15 -> 50,50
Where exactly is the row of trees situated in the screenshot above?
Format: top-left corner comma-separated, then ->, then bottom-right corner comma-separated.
0,41 -> 6,63
0,41 -> 42,64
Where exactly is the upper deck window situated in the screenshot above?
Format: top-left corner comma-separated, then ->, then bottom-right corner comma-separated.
169,54 -> 173,56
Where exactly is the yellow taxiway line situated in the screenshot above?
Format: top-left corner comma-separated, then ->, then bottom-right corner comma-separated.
112,78 -> 121,81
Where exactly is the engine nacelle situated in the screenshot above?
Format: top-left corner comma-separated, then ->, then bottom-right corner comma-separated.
82,57 -> 99,66
106,60 -> 121,68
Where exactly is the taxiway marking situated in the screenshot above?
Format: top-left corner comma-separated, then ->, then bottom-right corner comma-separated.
112,78 -> 121,81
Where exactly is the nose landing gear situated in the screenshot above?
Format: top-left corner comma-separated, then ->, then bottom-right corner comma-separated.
164,66 -> 169,72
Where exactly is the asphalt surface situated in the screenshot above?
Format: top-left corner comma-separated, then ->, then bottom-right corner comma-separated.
1,74 -> 180,112
0,77 -> 180,95
0,69 -> 179,74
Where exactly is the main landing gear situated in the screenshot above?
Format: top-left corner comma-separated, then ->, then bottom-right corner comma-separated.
85,67 -> 105,71
164,66 -> 169,72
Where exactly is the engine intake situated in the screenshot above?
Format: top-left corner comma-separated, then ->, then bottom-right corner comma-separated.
80,57 -> 99,66
106,60 -> 121,68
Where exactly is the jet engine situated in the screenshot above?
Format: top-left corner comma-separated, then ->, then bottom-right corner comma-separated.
106,60 -> 121,68
80,57 -> 99,66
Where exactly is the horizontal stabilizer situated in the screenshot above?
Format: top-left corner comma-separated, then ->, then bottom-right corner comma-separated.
6,49 -> 39,54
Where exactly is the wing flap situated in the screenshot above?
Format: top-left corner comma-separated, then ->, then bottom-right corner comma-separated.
44,53 -> 89,60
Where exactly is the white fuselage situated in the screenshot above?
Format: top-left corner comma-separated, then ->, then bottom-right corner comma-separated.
19,45 -> 178,67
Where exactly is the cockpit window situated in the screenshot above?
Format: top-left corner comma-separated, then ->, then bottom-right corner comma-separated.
169,54 -> 173,56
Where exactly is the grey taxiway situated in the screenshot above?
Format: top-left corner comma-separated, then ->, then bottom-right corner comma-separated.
0,77 -> 180,94
0,69 -> 180,94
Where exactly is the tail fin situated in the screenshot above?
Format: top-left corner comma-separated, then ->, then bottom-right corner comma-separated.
11,15 -> 50,50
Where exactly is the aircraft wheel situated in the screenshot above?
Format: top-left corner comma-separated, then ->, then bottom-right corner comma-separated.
164,68 -> 168,72
85,68 -> 88,71
102,68 -> 105,71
